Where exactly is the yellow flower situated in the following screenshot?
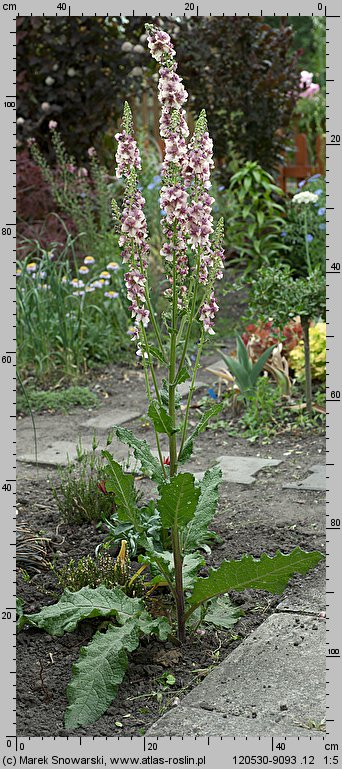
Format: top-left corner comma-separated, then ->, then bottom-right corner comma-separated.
26,262 -> 37,273
16,268 -> 22,276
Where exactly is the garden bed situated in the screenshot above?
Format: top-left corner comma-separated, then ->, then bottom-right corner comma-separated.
17,408 -> 325,736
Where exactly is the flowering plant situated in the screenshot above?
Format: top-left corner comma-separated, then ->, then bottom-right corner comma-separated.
280,176 -> 326,278
20,25 -> 324,730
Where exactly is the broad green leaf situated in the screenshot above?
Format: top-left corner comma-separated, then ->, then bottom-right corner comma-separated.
183,553 -> 205,590
25,585 -> 143,636
204,595 -> 243,630
65,619 -> 140,729
183,466 -> 222,552
137,610 -> 171,640
102,451 -> 141,531
158,473 -> 200,529
251,344 -> 276,382
115,427 -> 164,484
148,401 -> 178,436
219,354 -> 251,391
179,403 -> 223,463
186,548 -> 324,615
16,597 -> 27,632
139,549 -> 204,592
236,334 -> 252,372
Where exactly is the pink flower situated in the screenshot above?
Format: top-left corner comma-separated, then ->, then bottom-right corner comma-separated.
67,164 -> 76,174
146,26 -> 176,63
115,130 -> 141,179
299,70 -> 320,99
78,167 -> 88,178
48,120 -> 57,130
87,146 -> 96,157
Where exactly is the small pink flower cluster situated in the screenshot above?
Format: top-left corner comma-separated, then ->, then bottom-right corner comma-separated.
147,27 -> 176,63
115,104 -> 150,353
299,70 -> 320,99
199,292 -> 219,335
145,24 -> 225,332
115,130 -> 142,179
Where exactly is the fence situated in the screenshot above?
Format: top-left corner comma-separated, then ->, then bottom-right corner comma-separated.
130,92 -> 324,190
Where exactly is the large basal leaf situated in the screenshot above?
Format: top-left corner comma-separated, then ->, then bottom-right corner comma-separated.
102,451 -> 141,531
158,473 -> 200,529
148,400 -> 178,436
65,619 -> 140,729
115,427 -> 164,484
25,585 -> 143,637
179,403 -> 223,463
186,548 -> 324,615
204,595 -> 243,630
182,466 -> 222,553
65,609 -> 172,729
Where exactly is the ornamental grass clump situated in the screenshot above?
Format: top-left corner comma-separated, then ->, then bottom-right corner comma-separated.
20,26 -> 324,730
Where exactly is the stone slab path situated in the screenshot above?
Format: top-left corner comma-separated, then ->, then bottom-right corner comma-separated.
147,566 -> 326,737
284,464 -> 326,492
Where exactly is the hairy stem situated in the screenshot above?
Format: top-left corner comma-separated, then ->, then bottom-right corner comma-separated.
178,331 -> 205,460
176,248 -> 201,378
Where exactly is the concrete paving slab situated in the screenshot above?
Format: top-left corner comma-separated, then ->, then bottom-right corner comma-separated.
80,409 -> 142,431
277,563 -> 326,614
178,380 -> 206,397
196,455 -> 281,485
18,437 -> 128,467
284,464 -> 325,492
147,613 -> 325,736
146,705 -> 321,737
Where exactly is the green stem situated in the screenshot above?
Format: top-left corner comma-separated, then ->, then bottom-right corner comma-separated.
168,228 -> 186,643
178,331 -> 205,460
303,209 -> 312,274
176,248 -> 201,379
140,256 -> 165,357
140,324 -> 162,409
140,326 -> 167,479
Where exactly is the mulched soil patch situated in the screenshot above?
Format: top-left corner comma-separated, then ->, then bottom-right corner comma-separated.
16,460 -> 325,737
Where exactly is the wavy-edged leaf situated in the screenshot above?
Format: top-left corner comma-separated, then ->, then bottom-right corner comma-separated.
65,619 -> 140,729
175,367 -> 190,386
158,473 -> 200,529
183,466 -> 222,552
25,585 -> 143,636
148,401 -> 178,436
186,548 -> 324,615
179,403 -> 223,463
139,549 -> 204,592
102,451 -> 141,531
115,427 -> 164,483
204,595 -> 243,629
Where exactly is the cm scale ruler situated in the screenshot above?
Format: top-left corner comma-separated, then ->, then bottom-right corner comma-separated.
1,0 -> 341,765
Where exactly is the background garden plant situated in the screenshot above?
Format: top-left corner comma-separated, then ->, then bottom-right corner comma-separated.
20,25 -> 325,731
